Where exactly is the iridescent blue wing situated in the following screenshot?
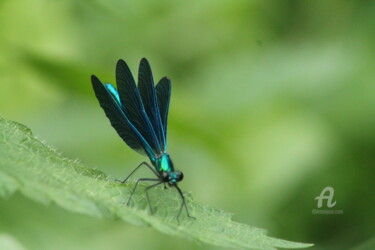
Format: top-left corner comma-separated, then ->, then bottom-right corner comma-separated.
155,77 -> 171,150
116,59 -> 162,157
91,75 -> 154,157
138,58 -> 166,151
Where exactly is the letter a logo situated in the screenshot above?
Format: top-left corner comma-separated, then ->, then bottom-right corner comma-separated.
315,186 -> 336,208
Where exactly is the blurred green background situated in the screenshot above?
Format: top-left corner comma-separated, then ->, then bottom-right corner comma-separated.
0,0 -> 374,249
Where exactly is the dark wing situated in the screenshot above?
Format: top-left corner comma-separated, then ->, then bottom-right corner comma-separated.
138,58 -> 166,151
91,75 -> 153,157
155,77 -> 171,150
115,59 -> 162,157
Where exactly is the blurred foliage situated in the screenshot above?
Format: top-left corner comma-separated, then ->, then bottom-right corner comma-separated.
0,0 -> 374,249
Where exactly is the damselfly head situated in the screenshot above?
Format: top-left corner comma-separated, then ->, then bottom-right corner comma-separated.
162,170 -> 184,185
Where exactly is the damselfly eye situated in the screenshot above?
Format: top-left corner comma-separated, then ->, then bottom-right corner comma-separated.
177,171 -> 184,181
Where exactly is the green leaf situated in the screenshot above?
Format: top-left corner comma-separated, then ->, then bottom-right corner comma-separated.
0,115 -> 313,249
